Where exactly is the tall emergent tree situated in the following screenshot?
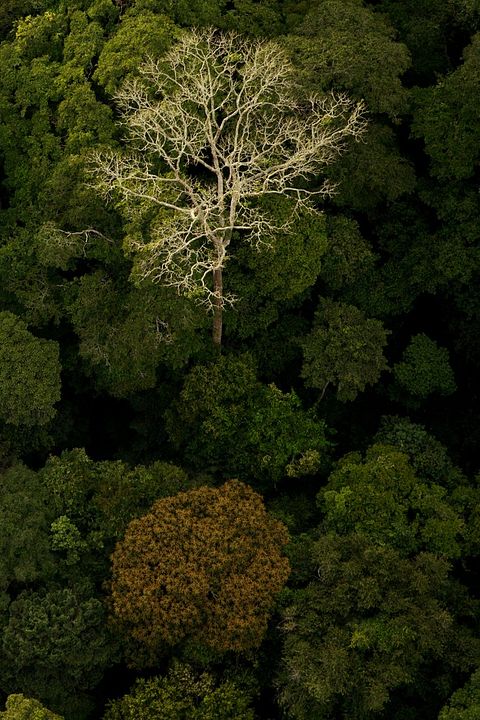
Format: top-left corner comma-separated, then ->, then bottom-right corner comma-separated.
91,28 -> 365,346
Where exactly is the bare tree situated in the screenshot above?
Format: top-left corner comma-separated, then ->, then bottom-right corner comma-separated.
90,28 -> 366,347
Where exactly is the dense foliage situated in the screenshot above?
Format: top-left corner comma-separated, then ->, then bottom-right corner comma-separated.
110,480 -> 290,662
103,663 -> 255,720
0,1 -> 479,719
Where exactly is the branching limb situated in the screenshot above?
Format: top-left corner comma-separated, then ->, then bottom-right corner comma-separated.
84,29 -> 367,339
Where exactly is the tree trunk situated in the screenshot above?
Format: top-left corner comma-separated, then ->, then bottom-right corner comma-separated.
212,266 -> 223,348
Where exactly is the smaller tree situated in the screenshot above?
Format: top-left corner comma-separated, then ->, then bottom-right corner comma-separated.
93,8 -> 177,96
103,662 -> 254,720
411,32 -> 480,176
319,444 -> 464,558
110,480 -> 290,662
375,416 -> 465,488
225,196 -> 329,341
319,216 -> 375,291
392,333 -> 456,402
0,587 -> 118,718
439,668 -> 480,720
278,533 -> 479,720
301,299 -> 389,401
0,463 -> 54,591
38,448 -> 194,581
66,272 -> 206,397
167,354 -> 328,485
0,694 -> 62,720
0,312 -> 61,427
285,0 -> 410,117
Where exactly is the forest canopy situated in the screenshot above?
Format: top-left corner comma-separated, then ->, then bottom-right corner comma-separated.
0,1 -> 479,719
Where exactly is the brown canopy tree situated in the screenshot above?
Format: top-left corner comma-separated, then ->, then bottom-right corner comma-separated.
90,28 -> 366,346
109,480 -> 290,662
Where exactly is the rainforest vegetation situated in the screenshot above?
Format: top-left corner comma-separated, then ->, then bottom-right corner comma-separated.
0,0 -> 480,718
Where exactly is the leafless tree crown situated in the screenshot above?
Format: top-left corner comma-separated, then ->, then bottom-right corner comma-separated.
90,28 -> 366,308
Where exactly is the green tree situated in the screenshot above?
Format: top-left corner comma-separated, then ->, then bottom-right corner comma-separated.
319,216 -> 375,292
0,1 -> 46,40
413,30 -> 480,178
0,587 -> 118,719
285,0 -> 415,211
325,123 -> 416,212
378,0 -> 480,81
300,299 -> 389,401
439,668 -> 480,720
319,444 -> 464,558
65,272 -> 206,396
285,0 -> 410,116
93,6 -> 176,95
409,34 -> 480,302
221,0 -> 282,36
103,663 -> 254,720
110,480 -> 290,663
375,416 -> 465,489
407,29 -> 480,458
167,354 -> 329,485
225,197 -> 328,341
0,463 -> 54,592
123,0 -> 224,27
91,457 -> 196,540
392,334 -> 456,402
40,448 -> 191,531
0,2 -> 118,340
0,694 -> 62,720
450,473 -> 480,558
0,312 -> 61,427
340,423 -> 480,559
278,533 -> 479,720
0,7 -> 115,228
38,448 -> 194,579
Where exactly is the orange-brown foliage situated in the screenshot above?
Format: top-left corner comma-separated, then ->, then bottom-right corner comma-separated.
110,480 -> 290,655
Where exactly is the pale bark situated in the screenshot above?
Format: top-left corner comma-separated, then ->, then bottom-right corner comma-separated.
212,267 -> 223,347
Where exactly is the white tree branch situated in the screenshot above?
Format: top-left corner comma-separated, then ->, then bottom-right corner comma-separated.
87,28 -> 366,311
